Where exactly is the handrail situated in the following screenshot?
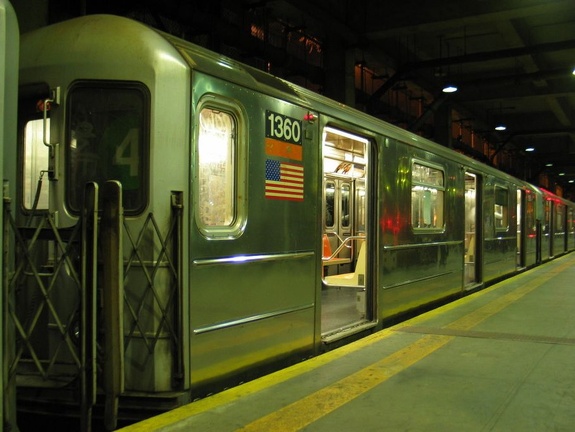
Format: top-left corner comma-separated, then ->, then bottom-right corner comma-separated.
322,235 -> 366,261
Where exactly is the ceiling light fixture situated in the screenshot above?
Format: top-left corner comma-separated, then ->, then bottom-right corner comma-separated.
525,147 -> 535,152
442,83 -> 458,93
494,124 -> 506,131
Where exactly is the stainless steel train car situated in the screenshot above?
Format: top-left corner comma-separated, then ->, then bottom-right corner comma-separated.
1,0 -> 19,428
6,14 -> 575,429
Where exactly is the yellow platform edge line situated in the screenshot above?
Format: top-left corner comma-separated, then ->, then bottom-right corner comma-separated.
237,254 -> 575,431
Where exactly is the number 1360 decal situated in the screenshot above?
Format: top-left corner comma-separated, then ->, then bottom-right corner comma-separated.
266,110 -> 302,145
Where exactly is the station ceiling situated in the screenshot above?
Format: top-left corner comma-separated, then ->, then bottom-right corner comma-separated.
242,0 -> 575,194
16,0 -> 575,196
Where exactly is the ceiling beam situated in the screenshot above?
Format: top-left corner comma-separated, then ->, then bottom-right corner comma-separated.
363,0 -> 575,40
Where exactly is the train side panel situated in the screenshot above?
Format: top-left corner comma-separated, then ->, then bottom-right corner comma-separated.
522,185 -> 539,268
482,175 -> 519,282
1,0 -> 19,428
378,136 -> 464,320
187,71 -> 320,390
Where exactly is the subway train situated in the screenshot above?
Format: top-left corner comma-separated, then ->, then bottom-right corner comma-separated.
6,13 -> 575,429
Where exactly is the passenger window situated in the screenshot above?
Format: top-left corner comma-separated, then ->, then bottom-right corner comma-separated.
196,101 -> 246,239
494,185 -> 509,231
198,108 -> 235,226
544,200 -> 551,233
556,205 -> 564,231
526,191 -> 536,234
411,162 -> 445,231
67,83 -> 149,214
22,118 -> 50,210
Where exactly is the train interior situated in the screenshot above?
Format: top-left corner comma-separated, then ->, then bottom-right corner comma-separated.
321,127 -> 370,338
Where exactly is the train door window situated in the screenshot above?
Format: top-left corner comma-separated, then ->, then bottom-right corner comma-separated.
66,83 -> 149,214
556,204 -> 564,232
196,98 -> 246,238
411,162 -> 445,231
544,200 -> 551,233
340,183 -> 351,229
525,191 -> 535,236
356,180 -> 366,233
22,118 -> 50,210
464,172 -> 478,285
494,185 -> 509,231
325,180 -> 335,228
517,189 -> 524,268
569,208 -> 575,249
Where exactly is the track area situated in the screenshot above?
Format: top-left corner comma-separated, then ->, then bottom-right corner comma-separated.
119,252 -> 575,431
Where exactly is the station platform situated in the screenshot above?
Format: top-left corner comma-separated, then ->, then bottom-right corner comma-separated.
118,253 -> 575,431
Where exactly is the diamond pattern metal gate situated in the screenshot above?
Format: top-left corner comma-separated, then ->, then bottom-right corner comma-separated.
3,183 -> 98,430
3,182 -> 182,431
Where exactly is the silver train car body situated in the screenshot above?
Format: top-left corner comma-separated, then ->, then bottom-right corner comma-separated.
1,0 -> 19,427
9,14 -> 575,427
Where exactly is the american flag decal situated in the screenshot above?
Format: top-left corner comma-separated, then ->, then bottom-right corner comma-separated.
265,159 -> 304,201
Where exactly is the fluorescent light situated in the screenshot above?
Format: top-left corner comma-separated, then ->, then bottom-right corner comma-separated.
525,147 -> 535,152
442,84 -> 458,93
494,124 -> 506,131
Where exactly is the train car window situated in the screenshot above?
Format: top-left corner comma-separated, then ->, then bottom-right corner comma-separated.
67,82 -> 149,214
341,183 -> 350,228
22,118 -> 50,210
411,162 -> 444,231
568,208 -> 575,240
356,181 -> 366,233
556,204 -> 564,231
494,185 -> 509,231
325,181 -> 335,228
197,107 -> 236,227
544,200 -> 551,233
526,191 -> 536,235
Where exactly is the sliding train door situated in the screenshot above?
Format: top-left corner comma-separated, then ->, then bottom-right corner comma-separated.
517,189 -> 525,268
321,126 -> 372,339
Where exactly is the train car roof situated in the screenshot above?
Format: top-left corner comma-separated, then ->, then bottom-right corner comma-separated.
19,14 -> 189,87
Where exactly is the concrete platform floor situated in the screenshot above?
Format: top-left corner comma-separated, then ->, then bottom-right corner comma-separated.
119,253 -> 575,431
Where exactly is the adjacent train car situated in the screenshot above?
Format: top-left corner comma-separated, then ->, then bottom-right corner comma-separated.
7,14 -> 575,429
1,0 -> 19,428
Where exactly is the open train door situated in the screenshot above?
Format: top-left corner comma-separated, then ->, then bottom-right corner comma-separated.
464,172 -> 482,288
320,126 -> 373,340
